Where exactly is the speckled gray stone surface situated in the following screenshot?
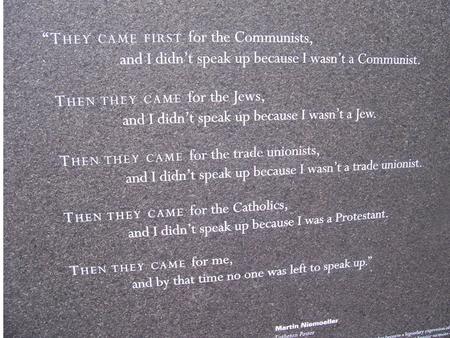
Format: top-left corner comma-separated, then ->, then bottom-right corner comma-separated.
4,1 -> 450,337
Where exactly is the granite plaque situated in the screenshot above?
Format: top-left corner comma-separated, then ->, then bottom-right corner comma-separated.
4,1 -> 450,337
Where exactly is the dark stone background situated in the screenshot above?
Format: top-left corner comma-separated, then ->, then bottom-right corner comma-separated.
4,1 -> 449,337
